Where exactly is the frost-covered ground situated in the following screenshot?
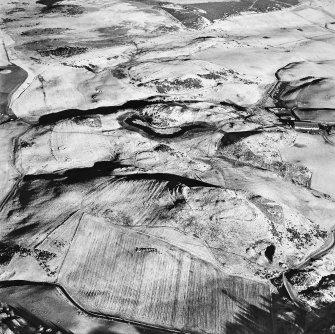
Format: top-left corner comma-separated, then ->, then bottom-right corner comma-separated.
1,0 -> 335,333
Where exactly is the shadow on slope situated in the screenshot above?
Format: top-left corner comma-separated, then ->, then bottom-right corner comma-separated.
226,294 -> 305,334
304,302 -> 335,334
0,303 -> 73,334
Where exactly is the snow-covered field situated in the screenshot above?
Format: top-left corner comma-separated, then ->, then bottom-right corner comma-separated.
1,0 -> 335,333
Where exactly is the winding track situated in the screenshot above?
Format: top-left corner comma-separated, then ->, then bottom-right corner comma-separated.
321,130 -> 335,146
282,273 -> 311,312
282,226 -> 335,310
293,226 -> 335,270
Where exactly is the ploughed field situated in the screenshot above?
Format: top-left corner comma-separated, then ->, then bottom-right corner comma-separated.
59,215 -> 271,333
1,176 -> 275,333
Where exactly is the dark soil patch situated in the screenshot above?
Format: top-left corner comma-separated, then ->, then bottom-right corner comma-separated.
0,65 -> 28,94
265,244 -> 275,262
36,0 -> 63,8
188,0 -> 298,21
6,7 -> 26,15
96,26 -> 129,38
155,24 -> 180,33
21,27 -> 68,36
41,4 -> 84,15
0,242 -> 18,265
6,222 -> 40,240
219,130 -> 261,147
159,4 -> 207,29
1,18 -> 17,24
75,38 -> 126,49
0,64 -> 28,123
20,38 -> 65,52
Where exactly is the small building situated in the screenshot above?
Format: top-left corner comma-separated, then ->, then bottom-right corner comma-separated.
294,121 -> 320,133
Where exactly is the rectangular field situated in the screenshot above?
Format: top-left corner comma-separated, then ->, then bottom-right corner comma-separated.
58,214 -> 272,334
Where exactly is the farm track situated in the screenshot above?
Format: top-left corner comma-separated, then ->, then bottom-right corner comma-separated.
0,280 -> 187,334
282,273 -> 311,312
322,130 -> 335,146
293,226 -> 335,270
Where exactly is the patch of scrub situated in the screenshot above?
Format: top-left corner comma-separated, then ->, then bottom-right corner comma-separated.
19,39 -> 69,53
40,4 -> 85,15
21,27 -> 69,36
38,46 -> 88,57
155,77 -> 203,93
